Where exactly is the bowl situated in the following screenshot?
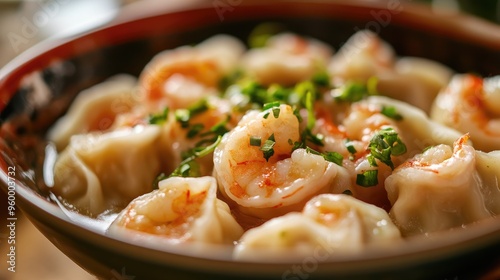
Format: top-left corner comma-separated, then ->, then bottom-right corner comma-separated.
1,1 -> 500,279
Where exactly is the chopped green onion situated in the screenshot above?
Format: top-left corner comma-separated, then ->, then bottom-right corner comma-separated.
152,173 -> 167,189
356,170 -> 378,187
200,115 -> 231,138
367,76 -> 379,95
305,91 -> 316,131
175,109 -> 190,128
293,107 -> 303,123
187,123 -> 205,138
334,82 -> 368,102
323,151 -> 343,166
261,134 -> 276,161
189,99 -> 209,116
423,145 -> 434,153
381,105 -> 403,121
247,23 -> 285,49
305,146 -> 321,155
345,140 -> 357,154
148,107 -> 169,125
263,101 -> 281,110
311,72 -> 331,87
272,107 -> 281,118
263,112 -> 270,119
250,136 -> 262,147
342,189 -> 353,196
219,69 -> 243,91
169,136 -> 222,178
366,127 -> 407,170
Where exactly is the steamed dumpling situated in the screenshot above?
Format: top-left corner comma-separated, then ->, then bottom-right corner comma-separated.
52,125 -> 162,216
233,194 -> 401,261
329,31 -> 452,112
213,104 -> 351,219
107,176 -> 243,246
47,75 -> 138,151
139,35 -> 245,110
385,134 -> 500,236
242,33 -> 333,86
431,74 -> 500,151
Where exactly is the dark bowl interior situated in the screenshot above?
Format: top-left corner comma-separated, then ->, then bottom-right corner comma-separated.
1,1 -> 500,279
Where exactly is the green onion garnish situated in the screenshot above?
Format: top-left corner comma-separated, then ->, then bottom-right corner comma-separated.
356,170 -> 378,187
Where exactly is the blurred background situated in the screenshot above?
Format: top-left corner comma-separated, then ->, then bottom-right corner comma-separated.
0,0 -> 498,279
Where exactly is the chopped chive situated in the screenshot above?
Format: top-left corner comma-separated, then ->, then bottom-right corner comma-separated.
186,123 -> 205,138
148,107 -> 169,125
356,170 -> 378,187
263,112 -> 270,119
169,135 -> 222,178
311,72 -> 330,87
305,146 -> 321,155
381,105 -> 403,121
423,146 -> 434,153
342,189 -> 353,196
366,127 -> 407,170
367,76 -> 379,95
250,136 -> 262,147
263,101 -> 281,110
261,134 -> 276,161
272,107 -> 281,118
345,139 -> 357,154
188,99 -> 209,116
293,107 -> 303,123
175,109 -> 190,128
323,151 -> 343,166
305,91 -> 316,130
200,115 -> 230,138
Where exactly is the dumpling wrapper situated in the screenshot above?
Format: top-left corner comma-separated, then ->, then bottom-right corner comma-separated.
47,75 -> 138,151
386,134 -> 500,236
234,194 -> 401,261
52,125 -> 162,216
107,176 -> 243,247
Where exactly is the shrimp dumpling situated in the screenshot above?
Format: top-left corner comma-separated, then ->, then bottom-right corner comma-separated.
242,33 -> 333,86
234,194 -> 401,261
385,134 -> 500,236
47,75 -> 138,151
107,176 -> 243,246
431,74 -> 500,151
52,126 -> 162,216
356,96 -> 463,156
213,104 -> 351,219
139,35 -> 245,110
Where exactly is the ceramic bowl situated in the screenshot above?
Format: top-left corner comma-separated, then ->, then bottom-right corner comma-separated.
1,1 -> 500,279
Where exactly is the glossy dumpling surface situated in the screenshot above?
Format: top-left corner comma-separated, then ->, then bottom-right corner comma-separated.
108,176 -> 243,245
233,194 -> 401,261
52,126 -> 162,216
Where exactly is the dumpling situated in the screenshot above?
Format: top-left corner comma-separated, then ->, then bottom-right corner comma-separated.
431,74 -> 500,151
213,104 -> 351,219
329,30 -> 395,84
47,75 -> 138,151
52,125 -> 162,216
377,57 -> 453,112
139,35 -> 245,110
242,33 -> 333,86
352,96 -> 463,155
385,134 -> 500,236
107,176 -> 243,246
233,194 -> 401,261
325,96 -> 462,209
329,31 -> 452,112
